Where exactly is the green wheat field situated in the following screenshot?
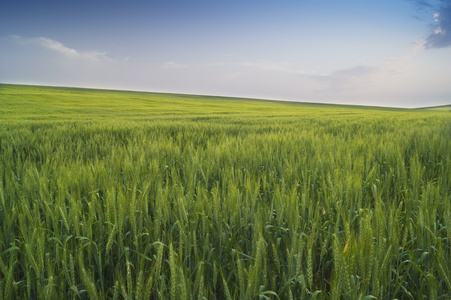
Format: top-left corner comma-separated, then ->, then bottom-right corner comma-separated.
0,84 -> 450,299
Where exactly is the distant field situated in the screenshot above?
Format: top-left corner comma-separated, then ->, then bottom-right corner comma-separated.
0,84 -> 450,299
425,106 -> 451,111
0,84 -> 409,123
417,104 -> 451,111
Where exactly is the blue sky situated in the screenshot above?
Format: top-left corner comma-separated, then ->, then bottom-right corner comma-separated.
1,0 -> 450,108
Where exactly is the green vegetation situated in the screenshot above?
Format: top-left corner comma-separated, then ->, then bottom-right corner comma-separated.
418,104 -> 451,111
0,84 -> 450,299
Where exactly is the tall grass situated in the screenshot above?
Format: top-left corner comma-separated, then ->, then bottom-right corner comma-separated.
0,84 -> 450,299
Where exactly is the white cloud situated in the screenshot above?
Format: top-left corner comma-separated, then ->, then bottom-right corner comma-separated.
434,27 -> 443,34
434,13 -> 440,21
36,37 -> 78,56
162,61 -> 187,68
11,35 -> 111,61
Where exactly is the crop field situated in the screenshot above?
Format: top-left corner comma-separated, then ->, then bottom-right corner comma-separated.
423,106 -> 451,111
0,84 -> 450,299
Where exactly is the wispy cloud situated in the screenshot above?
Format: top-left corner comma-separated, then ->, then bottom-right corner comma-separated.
162,61 -> 188,68
423,1 -> 451,49
310,65 -> 376,92
238,62 -> 306,75
157,60 -> 375,94
160,60 -> 307,76
11,35 -> 111,60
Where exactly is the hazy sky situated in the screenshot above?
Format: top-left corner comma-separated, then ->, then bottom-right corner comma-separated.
1,0 -> 451,108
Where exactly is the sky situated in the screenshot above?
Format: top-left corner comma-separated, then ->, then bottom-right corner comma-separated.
1,0 -> 451,108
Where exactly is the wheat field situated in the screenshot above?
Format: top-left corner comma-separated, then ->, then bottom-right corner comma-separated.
0,84 -> 450,299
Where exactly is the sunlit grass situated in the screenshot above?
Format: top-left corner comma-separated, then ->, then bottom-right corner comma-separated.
0,84 -> 450,299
